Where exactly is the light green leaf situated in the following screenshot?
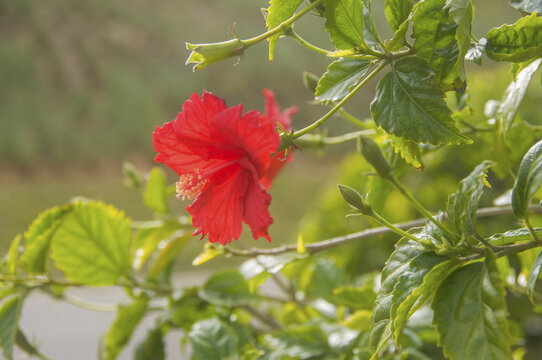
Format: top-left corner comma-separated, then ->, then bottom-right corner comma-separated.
332,285 -> 376,310
189,317 -> 239,360
266,0 -> 304,61
0,296 -> 22,360
301,259 -> 348,303
104,295 -> 149,360
133,220 -> 184,270
323,0 -> 367,50
432,253 -> 513,360
20,205 -> 71,274
199,271 -> 258,307
370,57 -> 471,145
135,328 -> 165,360
509,0 -> 542,13
412,0 -> 461,90
6,235 -> 20,275
362,0 -> 384,52
315,59 -> 370,102
143,168 -> 169,214
489,227 -> 542,245
385,18 -> 410,52
447,160 -> 493,244
50,201 -> 132,285
512,140 -> 542,219
342,309 -> 372,331
445,0 -> 474,79
147,230 -> 190,279
391,255 -> 460,344
496,58 -> 542,133
239,253 -> 297,280
265,325 -> 330,358
390,135 -> 424,170
385,0 -> 413,31
485,13 -> 542,62
370,238 -> 425,354
528,250 -> 542,302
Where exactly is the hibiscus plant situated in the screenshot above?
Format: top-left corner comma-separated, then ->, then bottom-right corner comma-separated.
3,0 -> 542,359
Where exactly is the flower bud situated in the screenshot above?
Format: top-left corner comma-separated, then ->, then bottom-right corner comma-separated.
358,136 -> 392,179
185,39 -> 244,71
337,184 -> 373,215
302,71 -> 320,94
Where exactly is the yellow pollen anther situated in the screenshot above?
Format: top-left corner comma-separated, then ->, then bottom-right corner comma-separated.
176,170 -> 208,200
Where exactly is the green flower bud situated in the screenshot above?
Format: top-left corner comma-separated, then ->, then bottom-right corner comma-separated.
358,136 -> 392,179
337,184 -> 373,215
302,71 -> 320,94
185,39 -> 244,71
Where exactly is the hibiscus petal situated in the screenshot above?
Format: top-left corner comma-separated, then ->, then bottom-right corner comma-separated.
187,168 -> 248,245
243,173 -> 273,242
259,150 -> 292,189
212,107 -> 280,178
262,88 -> 298,129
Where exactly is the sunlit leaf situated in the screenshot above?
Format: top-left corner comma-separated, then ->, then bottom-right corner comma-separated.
199,271 -> 258,307
445,0 -> 474,79
315,59 -> 370,102
385,0 -> 413,31
189,317 -> 239,360
143,167 -> 169,214
509,0 -> 542,13
266,0 -> 304,61
390,135 -> 424,170
323,0 -> 367,50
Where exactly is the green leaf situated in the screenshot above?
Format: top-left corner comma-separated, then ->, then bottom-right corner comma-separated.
432,253 -> 513,360
104,295 -> 149,360
391,255 -> 460,344
528,249 -> 542,302
147,230 -> 190,279
168,287 -> 217,331
390,135 -> 424,170
447,160 -> 493,244
323,0 -> 367,50
385,18 -> 410,52
239,254 -> 297,280
266,0 -> 304,61
385,0 -> 413,31
265,325 -> 330,358
512,140 -> 542,219
485,13 -> 542,62
189,317 -> 239,360
412,0 -> 461,90
332,285 -> 376,310
489,227 -> 542,245
50,201 -> 132,285
15,329 -> 49,360
133,220 -> 184,270
135,328 -> 165,360
20,205 -> 71,274
6,235 -> 20,275
445,0 -> 474,79
301,259 -> 348,303
0,296 -> 22,360
465,40 -> 485,65
496,58 -> 542,133
370,238 -> 425,354
199,271 -> 258,307
315,59 -> 370,102
342,309 -> 372,331
143,167 -> 169,214
509,0 -> 542,13
371,57 -> 471,145
362,0 -> 384,52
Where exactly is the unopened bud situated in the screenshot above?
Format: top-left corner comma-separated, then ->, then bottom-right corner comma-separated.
302,72 -> 320,94
185,39 -> 244,71
358,136 -> 392,179
337,184 -> 373,215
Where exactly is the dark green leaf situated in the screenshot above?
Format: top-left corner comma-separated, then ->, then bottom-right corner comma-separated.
50,201 -> 132,285
528,249 -> 542,302
390,135 -> 424,170
323,0 -> 367,50
104,295 -> 149,360
265,325 -> 330,358
485,13 -> 542,62
266,0 -> 304,61
20,205 -> 71,274
370,238 -> 425,354
447,161 -> 493,244
432,253 -> 513,359
445,0 -> 474,79
169,287 -> 217,331
0,296 -> 22,360
199,271 -> 258,307
512,140 -> 542,219
509,0 -> 542,13
412,0 -> 461,90
371,57 -> 471,145
385,0 -> 413,31
143,167 -> 169,214
315,59 -> 370,102
362,0 -> 384,52
332,285 -> 376,310
15,329 -> 48,359
189,317 -> 239,360
135,328 -> 165,360
391,255 -> 460,344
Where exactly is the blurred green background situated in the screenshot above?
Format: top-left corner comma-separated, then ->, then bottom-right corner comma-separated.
0,0 -> 534,266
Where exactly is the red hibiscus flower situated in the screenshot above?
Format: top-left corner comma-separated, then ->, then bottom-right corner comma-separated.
152,90 -> 295,245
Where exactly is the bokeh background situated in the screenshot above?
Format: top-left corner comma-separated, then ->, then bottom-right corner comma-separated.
3,0 -> 542,358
